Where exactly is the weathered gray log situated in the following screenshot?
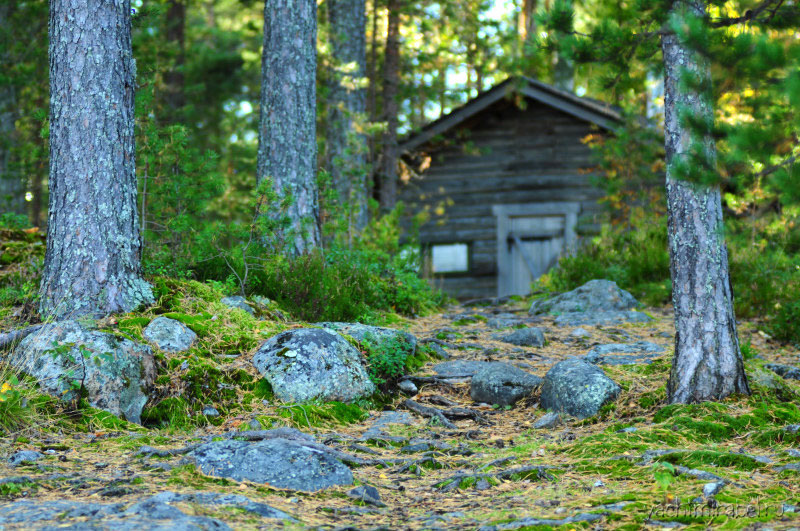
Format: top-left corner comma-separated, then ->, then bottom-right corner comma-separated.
661,1 -> 749,403
41,0 -> 153,319
0,325 -> 43,350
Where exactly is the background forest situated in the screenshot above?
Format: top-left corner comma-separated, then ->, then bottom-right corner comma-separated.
1,0 -> 800,339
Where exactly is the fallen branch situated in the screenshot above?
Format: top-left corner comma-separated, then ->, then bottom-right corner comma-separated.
435,464 -> 557,492
403,399 -> 457,429
0,324 -> 43,350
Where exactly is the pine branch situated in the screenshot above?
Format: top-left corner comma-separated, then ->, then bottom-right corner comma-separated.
710,0 -> 785,27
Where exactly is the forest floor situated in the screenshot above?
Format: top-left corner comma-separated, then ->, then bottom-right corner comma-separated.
1,297 -> 800,530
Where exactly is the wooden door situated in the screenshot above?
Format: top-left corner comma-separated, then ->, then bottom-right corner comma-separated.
493,203 -> 579,297
508,215 -> 565,295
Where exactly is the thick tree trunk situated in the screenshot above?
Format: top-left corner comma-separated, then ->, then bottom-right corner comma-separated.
41,0 -> 153,319
379,0 -> 400,211
327,0 -> 369,231
662,1 -> 749,403
257,0 -> 321,255
163,0 -> 186,117
0,0 -> 25,217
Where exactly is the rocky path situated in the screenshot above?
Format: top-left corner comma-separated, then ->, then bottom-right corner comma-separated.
1,288 -> 800,530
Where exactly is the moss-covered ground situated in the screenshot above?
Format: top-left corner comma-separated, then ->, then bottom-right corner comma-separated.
1,272 -> 799,529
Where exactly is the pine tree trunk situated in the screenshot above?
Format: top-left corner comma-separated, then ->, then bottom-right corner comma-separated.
379,0 -> 400,211
662,0 -> 749,403
327,0 -> 368,231
257,0 -> 321,255
41,0 -> 153,319
0,0 -> 25,217
519,0 -> 537,44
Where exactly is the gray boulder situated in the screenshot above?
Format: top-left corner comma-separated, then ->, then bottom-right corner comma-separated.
221,296 -> 255,315
252,328 -> 375,403
142,316 -> 197,353
540,359 -> 621,419
12,321 -> 155,424
317,322 -> 417,355
492,327 -> 545,347
765,363 -> 800,381
190,437 -> 353,491
585,341 -> 664,365
529,279 -> 650,326
470,362 -> 542,406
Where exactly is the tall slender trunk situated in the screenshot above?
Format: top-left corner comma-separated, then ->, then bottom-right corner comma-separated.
0,0 -> 25,217
518,0 -> 537,43
163,0 -> 186,117
366,0 -> 378,173
327,0 -> 368,231
41,0 -> 153,319
257,0 -> 321,255
662,0 -> 749,403
379,0 -> 400,211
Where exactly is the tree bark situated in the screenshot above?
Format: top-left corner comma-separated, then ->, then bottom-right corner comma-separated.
256,0 -> 321,255
518,0 -> 537,43
662,0 -> 749,403
41,0 -> 153,319
0,0 -> 26,217
327,0 -> 369,231
379,0 -> 400,211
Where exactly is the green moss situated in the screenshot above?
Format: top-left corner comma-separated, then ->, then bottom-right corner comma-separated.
653,450 -> 767,471
141,397 -> 195,429
252,378 -> 274,400
80,406 -> 143,432
273,401 -> 369,428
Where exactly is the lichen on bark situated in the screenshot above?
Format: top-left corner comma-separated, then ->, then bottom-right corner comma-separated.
661,0 -> 749,403
40,0 -> 153,319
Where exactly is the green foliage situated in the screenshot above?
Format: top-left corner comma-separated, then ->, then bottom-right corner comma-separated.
361,333 -> 416,389
0,375 -> 30,433
547,217 -> 671,306
652,462 -> 676,490
274,401 -> 369,428
0,229 -> 45,313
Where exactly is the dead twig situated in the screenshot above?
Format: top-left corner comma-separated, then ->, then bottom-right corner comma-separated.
403,399 -> 457,429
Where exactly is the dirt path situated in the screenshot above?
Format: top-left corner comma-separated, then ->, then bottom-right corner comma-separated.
1,299 -> 799,530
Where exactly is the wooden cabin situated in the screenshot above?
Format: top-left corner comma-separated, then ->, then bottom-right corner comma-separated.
399,77 -> 621,300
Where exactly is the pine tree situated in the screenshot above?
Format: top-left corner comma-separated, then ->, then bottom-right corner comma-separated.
257,0 -> 321,254
327,0 -> 369,231
0,0 -> 25,219
379,0 -> 401,211
41,0 -> 153,318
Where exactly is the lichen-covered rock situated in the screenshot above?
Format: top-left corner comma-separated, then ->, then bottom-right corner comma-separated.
765,363 -> 800,381
252,328 -> 375,402
584,341 -> 664,365
532,411 -> 563,429
492,327 -> 546,347
12,321 -> 155,423
190,437 -> 353,492
486,313 -> 523,329
470,362 -> 542,406
142,316 -> 196,353
221,296 -> 255,315
317,322 -> 417,355
529,280 -> 650,326
540,359 -> 621,419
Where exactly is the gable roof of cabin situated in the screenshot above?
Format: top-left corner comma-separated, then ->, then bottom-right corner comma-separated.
399,76 -> 622,153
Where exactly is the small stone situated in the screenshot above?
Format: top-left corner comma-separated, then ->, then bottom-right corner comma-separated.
533,411 -> 562,429
180,361 -> 189,370
593,480 -> 604,488
475,479 -> 491,491
248,418 -> 262,430
347,485 -> 385,507
703,482 -> 724,498
570,328 -> 591,338
221,296 -> 255,315
202,406 -> 219,417
617,426 -> 637,433
142,316 -> 197,353
8,451 -> 43,467
491,327 -> 546,347
397,379 -> 418,395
